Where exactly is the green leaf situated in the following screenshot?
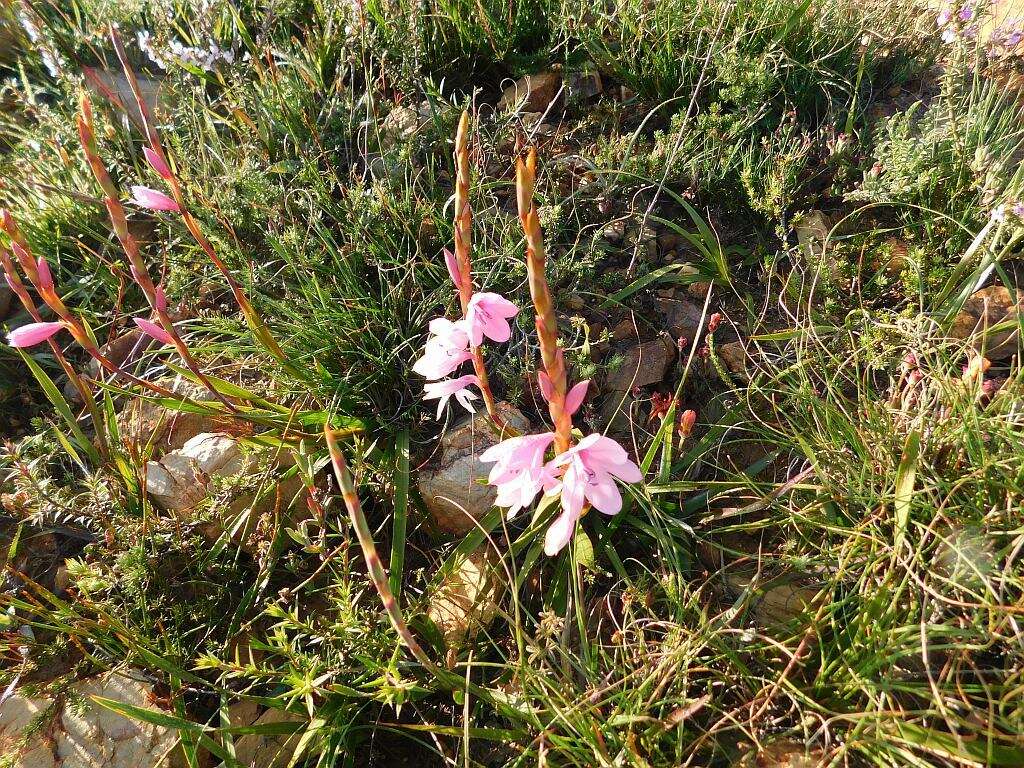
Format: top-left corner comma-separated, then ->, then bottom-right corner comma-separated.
18,350 -> 100,466
573,527 -> 596,572
894,429 -> 921,550
389,430 -> 410,597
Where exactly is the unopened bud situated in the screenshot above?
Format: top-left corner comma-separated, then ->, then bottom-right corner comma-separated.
679,409 -> 696,437
707,313 -> 722,333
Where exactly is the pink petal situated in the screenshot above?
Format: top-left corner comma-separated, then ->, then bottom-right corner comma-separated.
585,475 -> 623,515
565,379 -> 589,416
608,458 -> 643,484
544,509 -> 577,556
36,257 -> 53,291
154,285 -> 168,312
130,185 -> 180,213
7,321 -> 64,348
133,317 -> 175,345
538,371 -> 553,402
443,248 -> 462,289
143,147 -> 172,180
559,460 -> 587,518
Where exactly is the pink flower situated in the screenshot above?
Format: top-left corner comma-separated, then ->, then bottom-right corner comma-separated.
143,147 -> 172,180
423,374 -> 479,419
538,372 -> 590,416
133,317 -> 175,345
544,434 -> 642,555
36,256 -> 53,292
464,292 -> 519,347
7,321 -> 64,348
481,432 -> 558,518
937,6 -> 952,25
1012,202 -> 1024,218
130,185 -> 180,213
444,248 -> 463,290
412,317 -> 472,380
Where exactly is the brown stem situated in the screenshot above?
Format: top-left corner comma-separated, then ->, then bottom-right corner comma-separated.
453,110 -> 507,432
107,29 -> 285,363
0,248 -> 102,442
516,148 -> 571,454
76,98 -> 238,412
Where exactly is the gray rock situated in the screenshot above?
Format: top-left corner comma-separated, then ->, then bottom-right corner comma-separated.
417,402 -> 531,536
604,335 -> 676,391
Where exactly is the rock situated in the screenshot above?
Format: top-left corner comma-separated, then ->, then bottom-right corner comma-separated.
949,285 -> 1023,360
85,68 -> 165,126
717,340 -> 749,380
598,389 -> 640,438
565,70 -> 603,101
794,210 -> 833,264
601,220 -> 626,243
566,293 -> 586,310
732,740 -> 825,767
657,230 -> 680,254
498,71 -> 562,114
658,296 -> 704,344
417,403 -> 531,535
0,673 -> 188,768
118,377 -> 233,454
144,432 -> 308,547
381,101 -> 432,146
427,547 -> 503,647
605,335 -> 676,391
145,432 -> 248,512
626,224 -> 658,262
231,707 -> 305,768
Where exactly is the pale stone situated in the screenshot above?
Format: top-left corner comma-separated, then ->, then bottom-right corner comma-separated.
232,708 -> 305,768
949,285 -> 1023,360
498,71 -> 562,114
145,432 -> 247,512
0,673 -> 186,768
417,403 -> 530,535
427,547 -> 503,647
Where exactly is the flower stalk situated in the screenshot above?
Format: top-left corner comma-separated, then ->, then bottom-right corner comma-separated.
452,111 -> 505,430
516,147 -> 571,454
76,94 -> 237,413
108,28 -> 285,363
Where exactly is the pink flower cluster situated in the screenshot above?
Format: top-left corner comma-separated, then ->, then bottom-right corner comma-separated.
481,427 -> 641,555
936,2 -> 979,43
412,256 -> 519,419
414,248 -> 642,556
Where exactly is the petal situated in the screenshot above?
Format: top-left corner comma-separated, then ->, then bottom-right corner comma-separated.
565,379 -> 589,416
435,394 -> 448,420
559,461 -> 587,518
608,457 -> 643,484
130,185 -> 180,212
154,286 -> 168,312
443,248 -> 462,288
133,317 -> 175,345
7,321 -> 64,348
477,292 -> 519,318
538,371 -> 553,402
586,476 -> 623,515
579,433 -> 629,465
36,257 -> 53,291
544,510 -> 577,556
143,147 -> 172,179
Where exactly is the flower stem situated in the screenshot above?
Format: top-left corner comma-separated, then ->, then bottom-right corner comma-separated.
108,28 -> 285,364
324,426 -> 442,673
453,110 -> 507,432
76,98 -> 238,413
516,148 -> 572,454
